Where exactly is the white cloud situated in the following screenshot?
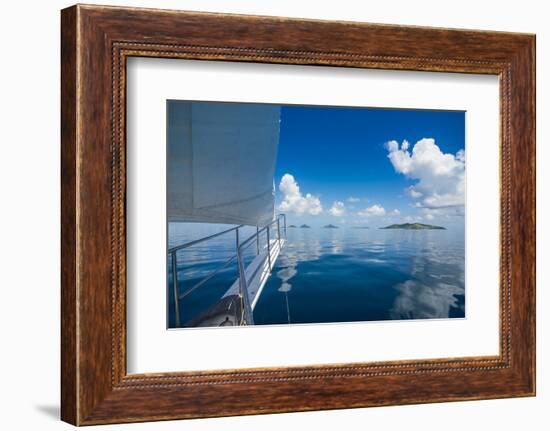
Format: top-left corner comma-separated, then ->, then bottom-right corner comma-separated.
346,197 -> 360,203
278,174 -> 322,215
386,140 -> 399,152
329,201 -> 346,217
390,209 -> 401,216
406,186 -> 423,198
386,138 -> 465,214
358,204 -> 386,217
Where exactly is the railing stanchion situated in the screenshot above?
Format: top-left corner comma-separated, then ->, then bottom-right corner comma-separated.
277,218 -> 281,246
235,226 -> 239,250
283,214 -> 287,237
256,226 -> 260,255
267,226 -> 272,269
171,251 -> 181,327
237,246 -> 254,325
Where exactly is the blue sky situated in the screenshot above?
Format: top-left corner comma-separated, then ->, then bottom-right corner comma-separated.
275,105 -> 465,228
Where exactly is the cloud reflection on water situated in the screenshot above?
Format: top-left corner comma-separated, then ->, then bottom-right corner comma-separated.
390,280 -> 463,319
389,233 -> 465,319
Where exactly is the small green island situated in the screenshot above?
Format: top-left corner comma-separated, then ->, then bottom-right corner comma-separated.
322,224 -> 339,229
288,224 -> 297,228
300,224 -> 311,229
381,223 -> 446,230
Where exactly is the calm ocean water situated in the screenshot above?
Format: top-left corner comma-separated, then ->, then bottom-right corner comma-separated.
167,224 -> 465,327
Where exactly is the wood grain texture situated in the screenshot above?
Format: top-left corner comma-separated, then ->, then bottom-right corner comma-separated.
60,4 -> 536,425
60,5 -> 78,425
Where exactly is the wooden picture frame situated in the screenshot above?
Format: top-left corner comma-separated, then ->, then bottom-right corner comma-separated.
61,4 -> 535,425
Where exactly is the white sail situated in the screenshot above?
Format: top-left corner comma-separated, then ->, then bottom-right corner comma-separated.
167,101 -> 281,226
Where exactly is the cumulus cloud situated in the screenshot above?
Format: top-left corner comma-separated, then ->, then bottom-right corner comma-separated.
390,209 -> 401,216
346,197 -> 360,203
358,204 -> 386,217
329,201 -> 346,216
278,173 -> 322,215
406,186 -> 423,198
386,138 -> 465,214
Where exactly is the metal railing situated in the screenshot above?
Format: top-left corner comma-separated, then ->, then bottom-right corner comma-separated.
235,214 -> 286,324
169,214 -> 286,327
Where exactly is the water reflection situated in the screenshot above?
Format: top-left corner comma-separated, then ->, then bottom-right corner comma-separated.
389,232 -> 465,319
390,280 -> 464,319
254,227 -> 465,324
275,228 -> 323,281
168,223 -> 465,326
275,246 -> 298,324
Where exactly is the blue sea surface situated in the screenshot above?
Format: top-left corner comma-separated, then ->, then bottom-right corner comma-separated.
167,224 -> 465,327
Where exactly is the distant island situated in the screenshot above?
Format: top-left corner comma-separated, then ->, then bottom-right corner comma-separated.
300,224 -> 311,229
351,226 -> 369,229
288,224 -> 297,228
322,224 -> 339,229
381,223 -> 446,230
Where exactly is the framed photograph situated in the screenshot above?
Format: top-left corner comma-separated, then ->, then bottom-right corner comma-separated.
61,4 -> 535,425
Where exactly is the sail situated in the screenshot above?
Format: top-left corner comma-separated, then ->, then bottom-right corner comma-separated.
167,101 -> 281,226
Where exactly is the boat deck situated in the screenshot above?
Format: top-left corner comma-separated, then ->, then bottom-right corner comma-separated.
185,238 -> 285,327
223,238 -> 285,309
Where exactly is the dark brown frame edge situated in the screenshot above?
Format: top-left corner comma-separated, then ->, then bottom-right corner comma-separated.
61,4 -> 535,426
